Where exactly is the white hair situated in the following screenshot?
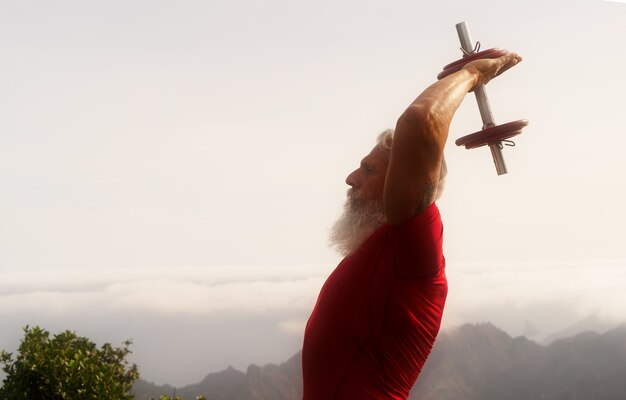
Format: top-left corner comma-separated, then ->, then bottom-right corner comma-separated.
376,129 -> 447,201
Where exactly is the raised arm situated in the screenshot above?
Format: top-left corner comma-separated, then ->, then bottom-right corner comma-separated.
383,51 -> 522,225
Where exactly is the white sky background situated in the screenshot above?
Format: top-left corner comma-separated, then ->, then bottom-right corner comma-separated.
1,0 -> 626,387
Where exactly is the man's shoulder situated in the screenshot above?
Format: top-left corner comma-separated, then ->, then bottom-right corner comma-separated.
388,202 -> 440,232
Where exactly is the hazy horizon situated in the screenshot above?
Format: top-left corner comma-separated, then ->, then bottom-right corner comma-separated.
2,258 -> 625,386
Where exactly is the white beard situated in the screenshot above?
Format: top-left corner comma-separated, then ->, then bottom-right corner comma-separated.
329,190 -> 386,257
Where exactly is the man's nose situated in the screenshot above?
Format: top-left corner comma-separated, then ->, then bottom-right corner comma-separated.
345,170 -> 358,188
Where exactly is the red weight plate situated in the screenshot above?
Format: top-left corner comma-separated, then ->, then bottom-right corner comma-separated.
442,48 -> 506,70
437,48 -> 508,80
462,129 -> 524,149
456,120 -> 528,148
455,119 -> 528,149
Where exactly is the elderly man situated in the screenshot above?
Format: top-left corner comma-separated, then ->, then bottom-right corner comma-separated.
302,51 -> 522,399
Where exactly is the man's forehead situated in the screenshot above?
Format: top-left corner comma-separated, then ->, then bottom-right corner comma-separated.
362,146 -> 389,165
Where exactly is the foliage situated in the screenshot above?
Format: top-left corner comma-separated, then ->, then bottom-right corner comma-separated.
0,326 -> 139,400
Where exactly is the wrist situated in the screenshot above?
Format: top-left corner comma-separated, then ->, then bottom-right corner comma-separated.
457,66 -> 480,92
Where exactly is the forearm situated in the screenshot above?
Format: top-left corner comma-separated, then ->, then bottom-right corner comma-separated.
397,68 -> 478,141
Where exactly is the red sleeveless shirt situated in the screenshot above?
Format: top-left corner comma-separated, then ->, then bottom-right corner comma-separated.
302,203 -> 448,399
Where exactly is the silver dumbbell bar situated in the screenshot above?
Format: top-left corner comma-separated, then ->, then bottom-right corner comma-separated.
455,21 -> 508,175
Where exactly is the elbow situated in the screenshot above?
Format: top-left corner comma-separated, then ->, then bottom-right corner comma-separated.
398,103 -> 442,132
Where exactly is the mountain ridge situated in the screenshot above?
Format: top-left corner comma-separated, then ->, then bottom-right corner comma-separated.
133,322 -> 626,400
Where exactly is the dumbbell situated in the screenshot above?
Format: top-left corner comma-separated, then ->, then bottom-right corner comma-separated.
438,22 -> 528,175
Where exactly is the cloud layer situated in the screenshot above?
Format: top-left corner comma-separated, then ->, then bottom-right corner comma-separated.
2,259 -> 625,385
3,260 -> 626,334
0,265 -> 330,316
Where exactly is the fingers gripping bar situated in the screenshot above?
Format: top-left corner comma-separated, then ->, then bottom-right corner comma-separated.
441,22 -> 528,175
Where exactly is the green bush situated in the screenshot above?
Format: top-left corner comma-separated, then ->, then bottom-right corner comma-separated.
0,326 -> 139,400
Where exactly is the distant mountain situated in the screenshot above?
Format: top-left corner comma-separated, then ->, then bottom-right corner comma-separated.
475,326 -> 626,400
409,322 -> 543,399
541,314 -> 617,344
133,352 -> 301,400
236,351 -> 302,400
133,323 -> 626,400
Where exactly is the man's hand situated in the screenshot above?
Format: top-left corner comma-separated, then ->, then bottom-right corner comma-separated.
462,51 -> 523,90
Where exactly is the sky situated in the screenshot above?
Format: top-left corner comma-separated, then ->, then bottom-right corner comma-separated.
1,0 -> 626,388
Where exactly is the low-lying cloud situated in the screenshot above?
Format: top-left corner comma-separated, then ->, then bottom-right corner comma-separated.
0,265 -> 331,316
3,260 -> 625,336
442,259 -> 626,339
1,259 -> 625,386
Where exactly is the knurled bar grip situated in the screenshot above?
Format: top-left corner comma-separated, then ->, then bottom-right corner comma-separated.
455,21 -> 508,175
